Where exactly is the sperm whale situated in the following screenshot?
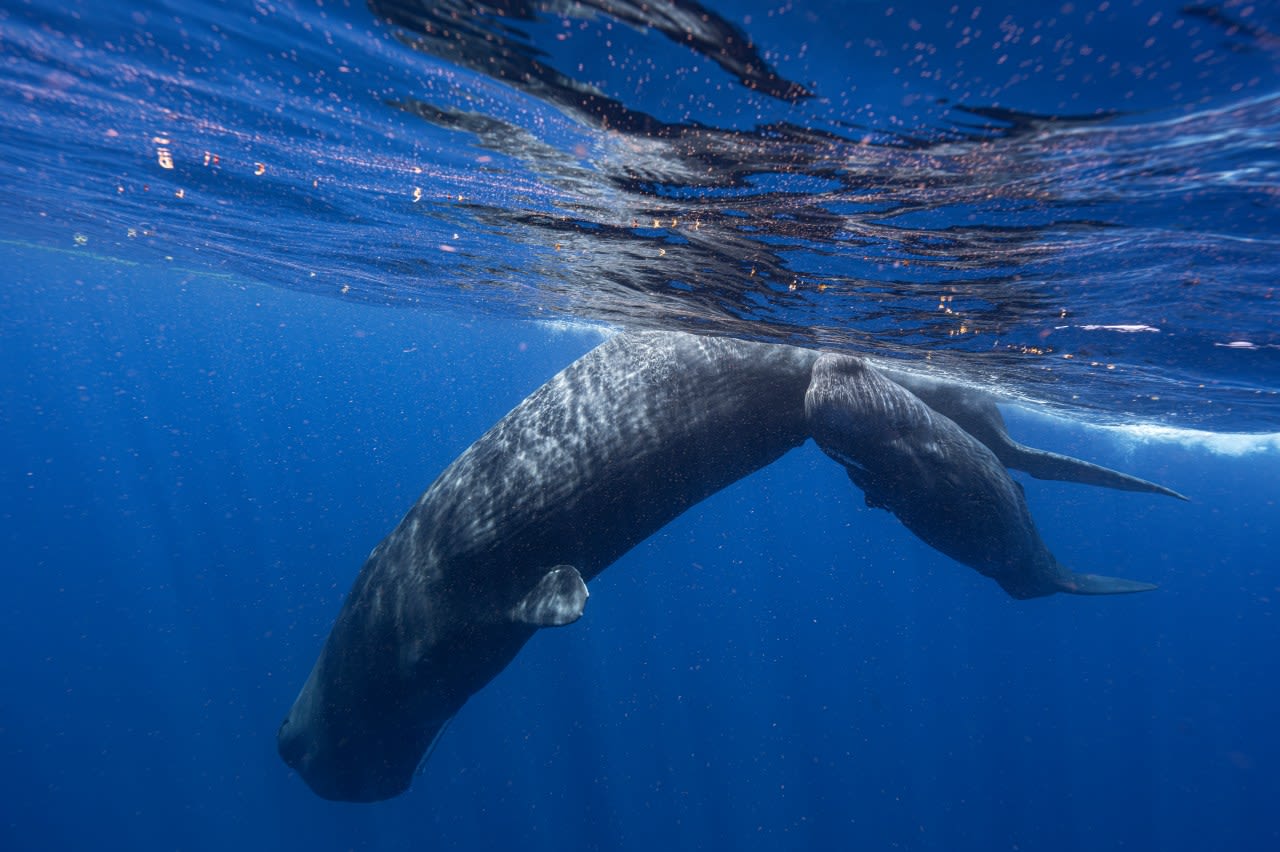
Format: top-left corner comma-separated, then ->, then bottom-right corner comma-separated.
278,331 -> 1174,801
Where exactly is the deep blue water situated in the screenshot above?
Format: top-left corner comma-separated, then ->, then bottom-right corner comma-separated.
3,1 -> 1280,850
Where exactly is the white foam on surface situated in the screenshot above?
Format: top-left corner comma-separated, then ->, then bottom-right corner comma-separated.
1008,404 -> 1280,456
1096,422 -> 1280,456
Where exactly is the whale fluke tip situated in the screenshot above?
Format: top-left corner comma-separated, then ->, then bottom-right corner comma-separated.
1058,572 -> 1158,595
1009,443 -> 1188,502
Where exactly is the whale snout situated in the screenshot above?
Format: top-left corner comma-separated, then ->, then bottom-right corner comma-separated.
278,662 -> 457,803
277,710 -> 421,802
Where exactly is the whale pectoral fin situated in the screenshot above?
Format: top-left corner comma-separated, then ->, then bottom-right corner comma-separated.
1055,571 -> 1158,595
509,565 -> 589,627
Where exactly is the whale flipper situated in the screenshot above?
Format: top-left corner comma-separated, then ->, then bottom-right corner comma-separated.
877,367 -> 1188,501
510,565 -> 589,626
1054,571 -> 1158,595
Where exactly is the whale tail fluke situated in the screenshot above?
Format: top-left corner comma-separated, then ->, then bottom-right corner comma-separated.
1055,571 -> 1158,595
874,367 -> 1188,501
1001,442 -> 1189,502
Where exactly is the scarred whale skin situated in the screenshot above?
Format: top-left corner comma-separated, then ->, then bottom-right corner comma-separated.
278,333 -> 818,801
278,331 -> 1170,801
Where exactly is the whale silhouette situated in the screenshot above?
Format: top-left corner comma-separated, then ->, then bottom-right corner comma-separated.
278,331 -> 1176,801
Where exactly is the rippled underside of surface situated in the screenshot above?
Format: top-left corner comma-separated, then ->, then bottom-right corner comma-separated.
1,0 -> 1278,428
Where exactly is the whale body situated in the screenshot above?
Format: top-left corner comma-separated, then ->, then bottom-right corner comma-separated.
278,331 -> 1174,801
806,354 -> 1161,598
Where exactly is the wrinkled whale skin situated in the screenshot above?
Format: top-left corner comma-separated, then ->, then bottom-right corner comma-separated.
278,333 -> 819,801
279,331 -> 1168,801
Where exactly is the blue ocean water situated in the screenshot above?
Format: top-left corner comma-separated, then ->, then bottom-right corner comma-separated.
2,1 -> 1278,850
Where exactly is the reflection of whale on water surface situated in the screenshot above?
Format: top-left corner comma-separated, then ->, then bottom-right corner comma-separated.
277,331 -> 1179,802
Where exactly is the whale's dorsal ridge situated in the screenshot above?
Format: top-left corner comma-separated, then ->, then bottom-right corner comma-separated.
509,564 -> 589,627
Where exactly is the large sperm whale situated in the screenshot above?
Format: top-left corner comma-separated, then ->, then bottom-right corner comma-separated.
277,331 -> 1178,801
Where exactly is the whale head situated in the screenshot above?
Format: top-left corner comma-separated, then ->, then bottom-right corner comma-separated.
276,642 -> 458,802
